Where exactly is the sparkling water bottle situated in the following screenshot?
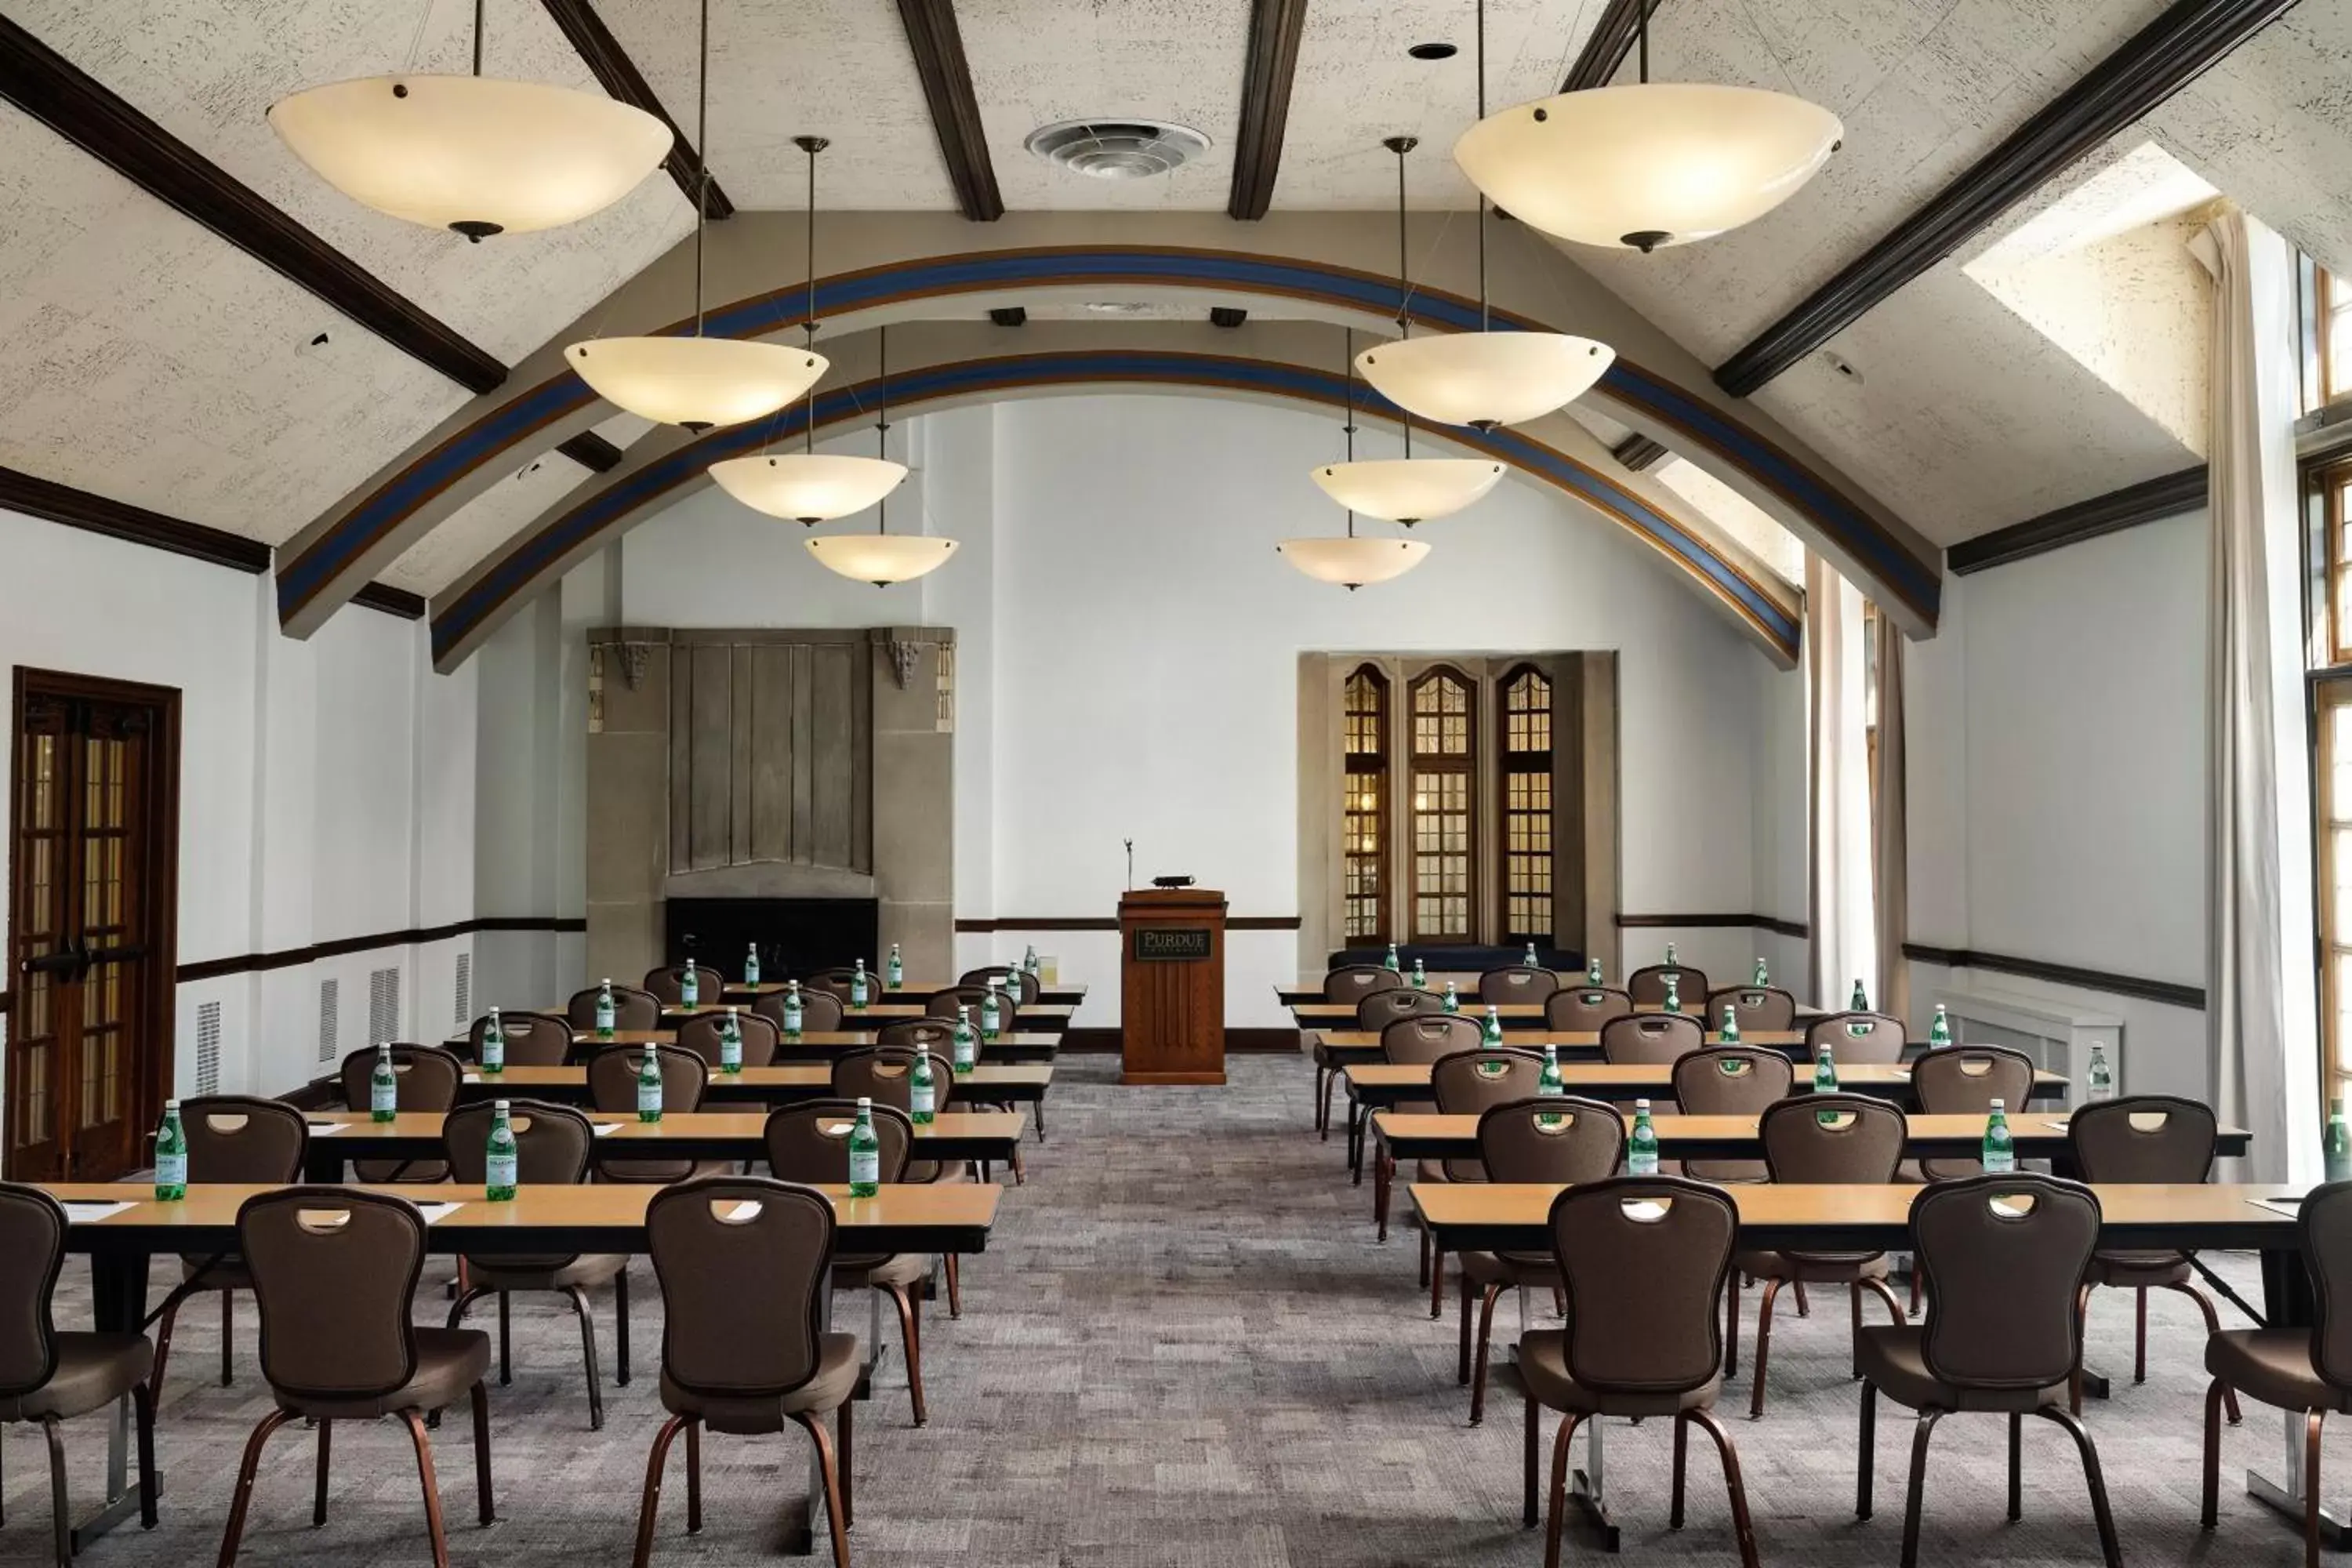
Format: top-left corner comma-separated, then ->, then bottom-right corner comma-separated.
782,980 -> 804,1040
1628,1099 -> 1660,1176
1410,957 -> 1426,989
850,960 -> 870,1011
2086,1042 -> 2114,1102
154,1100 -> 187,1201
1981,1099 -> 2016,1174
1523,942 -> 1540,967
485,1100 -> 518,1202
910,1053 -> 937,1124
717,1007 -> 743,1075
2327,1099 -> 2352,1184
637,1043 -> 663,1123
1482,1006 -> 1504,1046
887,944 -> 905,990
370,1042 -> 398,1122
1929,1004 -> 1953,1048
480,1007 -> 506,1075
1719,1004 -> 1740,1046
743,943 -> 761,987
848,1098 -> 880,1198
595,978 -> 616,1041
679,964 -> 700,1008
1813,1043 -> 1838,1126
1441,982 -> 1460,1014
1661,973 -> 1682,1014
1753,956 -> 1769,986
1384,942 -> 1400,973
952,1006 -> 978,1073
1664,942 -> 1679,967
979,986 -> 1002,1040
1850,977 -> 1870,1012
1587,956 -> 1603,985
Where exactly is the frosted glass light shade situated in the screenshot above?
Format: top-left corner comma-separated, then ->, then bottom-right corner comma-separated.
268,75 -> 671,240
1455,84 -> 1841,251
564,338 -> 826,430
710,453 -> 908,523
1311,459 -> 1504,524
804,533 -> 958,586
1356,331 -> 1615,428
1276,537 -> 1432,588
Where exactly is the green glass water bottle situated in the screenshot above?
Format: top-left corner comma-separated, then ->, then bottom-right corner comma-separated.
782,979 -> 804,1040
479,1007 -> 506,1076
1384,942 -> 1400,973
717,1007 -> 743,1075
594,978 -> 616,1041
910,1052 -> 938,1124
887,944 -> 905,990
1628,1099 -> 1661,1176
636,1042 -> 663,1123
1482,1006 -> 1504,1046
1719,1004 -> 1740,1045
2085,1042 -> 2114,1102
979,985 -> 1002,1040
1813,1042 -> 1838,1125
1587,956 -> 1603,985
1664,942 -> 1679,967
1661,973 -> 1682,1014
1523,942 -> 1539,967
485,1100 -> 518,1202
1410,957 -> 1427,990
1851,977 -> 1870,1012
1928,1004 -> 1953,1048
370,1042 -> 398,1122
2327,1099 -> 2352,1183
848,1097 -> 880,1198
1752,956 -> 1769,986
849,959 -> 871,1011
1441,982 -> 1460,1014
1537,1044 -> 1565,1127
1981,1099 -> 2016,1174
952,1005 -> 978,1074
743,942 -> 761,987
679,963 -> 700,1008
1023,944 -> 1040,977
153,1099 -> 187,1201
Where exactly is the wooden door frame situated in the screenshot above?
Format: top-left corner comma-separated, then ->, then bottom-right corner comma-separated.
6,666 -> 182,1178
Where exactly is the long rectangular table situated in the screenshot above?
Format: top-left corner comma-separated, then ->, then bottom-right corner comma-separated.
728,980 -> 1089,1007
560,1000 -> 1078,1033
1290,1001 -> 1826,1032
440,1027 -> 1062,1063
1312,1028 -> 1808,1062
445,1063 -> 1057,1139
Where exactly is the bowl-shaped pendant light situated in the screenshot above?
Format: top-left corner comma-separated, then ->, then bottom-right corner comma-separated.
1356,330 -> 1613,429
1311,459 -> 1503,524
1274,536 -> 1432,589
711,451 -> 908,522
805,532 -> 959,587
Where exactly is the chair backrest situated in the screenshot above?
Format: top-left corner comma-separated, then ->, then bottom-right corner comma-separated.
1356,988 -> 1445,1030
2066,1095 -> 2218,1185
1670,1047 -> 1795,1116
763,1100 -> 913,1185
927,984 -> 1014,1023
648,1177 -> 834,1401
568,985 -> 661,1032
337,1044 -> 464,1114
831,1047 -> 955,1116
673,1009 -> 782,1069
1430,1048 -> 1547,1115
801,968 -> 856,1004
1628,964 -> 1710,1010
1600,1013 -> 1704,1066
1479,967 -> 1560,1005
643,964 -> 728,1006
239,1186 -> 425,1399
1477,1098 -> 1626,1184
1709,985 -> 1797,1033
2301,1183 -> 2352,1389
1913,1174 -> 2101,1392
182,1096 -> 310,1183
962,967 -> 1040,1004
1807,1011 -> 1907,1065
442,1099 -> 593,1185
877,1018 -> 955,1053
1546,985 -> 1635,1031
1910,1044 -> 2035,1115
1377,1013 -> 1483,1065
1759,1094 -> 1907,1183
0,1184 -> 65,1396
753,986 -> 845,1033
586,1043 -> 710,1116
1548,1177 -> 1735,1396
1323,964 -> 1403,1004
473,1010 -> 575,1067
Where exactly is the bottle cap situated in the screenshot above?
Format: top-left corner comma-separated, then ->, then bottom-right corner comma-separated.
1988,1098 -> 2005,1110
165,1097 -> 180,1109
602,977 -> 611,984
494,1098 -> 510,1112
1635,1098 -> 1651,1110
857,1095 -> 873,1109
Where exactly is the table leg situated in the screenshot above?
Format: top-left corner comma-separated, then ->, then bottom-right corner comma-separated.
1570,1417 -> 1622,1552
76,1250 -> 158,1551
2245,1248 -> 2352,1546
1374,1145 -> 1393,1240
1033,1099 -> 1047,1142
1348,1104 -> 1368,1185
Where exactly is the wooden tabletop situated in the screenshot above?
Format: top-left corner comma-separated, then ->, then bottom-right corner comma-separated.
727,981 -> 1087,1004
450,1062 -> 1054,1105
1313,1029 -> 1809,1052
297,1110 -> 1025,1174
441,1028 -> 1061,1061
1372,1110 -> 2250,1162
1341,1061 -> 2061,1094
559,1000 -> 1077,1029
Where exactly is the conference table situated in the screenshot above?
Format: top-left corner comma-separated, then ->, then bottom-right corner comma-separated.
441,1026 -> 1062,1063
441,1063 -> 1057,1135
1289,1000 -> 1831,1030
1281,976 -> 1809,1007
728,979 -> 1089,1007
1411,1178 -> 2323,1553
590,1000 -> 1079,1033
45,1178 -> 1000,1554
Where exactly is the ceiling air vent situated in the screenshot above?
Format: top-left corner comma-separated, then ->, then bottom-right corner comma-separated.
1024,119 -> 1210,181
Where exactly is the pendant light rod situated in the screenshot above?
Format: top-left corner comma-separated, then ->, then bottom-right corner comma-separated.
473,0 -> 485,78
1638,0 -> 1649,85
1382,136 -> 1417,459
1342,325 -> 1356,539
796,135 -> 828,453
691,0 -> 709,336
875,324 -> 889,535
1475,0 -> 1488,332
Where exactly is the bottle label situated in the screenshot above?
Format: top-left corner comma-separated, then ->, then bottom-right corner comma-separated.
955,1037 -> 976,1069
1982,1148 -> 2016,1174
597,1002 -> 615,1032
851,977 -> 869,1007
849,1149 -> 880,1188
486,1153 -> 518,1192
1628,1147 -> 1659,1176
637,1081 -> 662,1116
154,1153 -> 187,1191
720,1040 -> 741,1070
481,1041 -> 503,1072
372,1080 -> 397,1115
912,1080 -> 935,1117
681,975 -> 699,1006
784,1004 -> 802,1036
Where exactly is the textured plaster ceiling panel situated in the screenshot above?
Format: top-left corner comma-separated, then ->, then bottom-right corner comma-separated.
0,104 -> 466,543
584,0 -> 960,210
1281,0 -> 1606,209
960,0 -> 1246,211
378,447 -> 595,594
10,0 -> 692,365
1654,456 -> 1804,585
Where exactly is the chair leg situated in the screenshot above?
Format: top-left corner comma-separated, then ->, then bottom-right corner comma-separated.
629,1415 -> 688,1568
1430,1247 -> 1446,1320
615,1265 -> 633,1386
2007,1411 -> 2022,1521
445,1285 -> 490,1331
2071,1283 -> 2092,1416
1419,1228 -> 1432,1287
2171,1282 -> 2243,1424
945,1255 -> 962,1319
1748,1278 -> 1782,1421
216,1406 -> 296,1568
1470,1283 -> 1503,1425
565,1286 -> 606,1432
2134,1287 -> 2148,1384
1315,1063 -> 1330,1138
1690,1406 -> 1763,1568
42,1417 -> 69,1568
2201,1378 -> 2225,1530
1724,1270 -> 1740,1377
497,1293 -> 512,1386
131,1378 -> 158,1530
2037,1403 -> 2122,1568
1907,1263 -> 1922,1317
788,1411 -> 851,1568
1862,1275 -> 1907,1325
1896,1409 -> 1944,1568
685,1419 -> 702,1535
470,1381 -> 495,1526
1523,1388 -> 1541,1528
887,1283 -> 927,1426
1857,1381 -> 1877,1520
151,1296 -> 180,1396
1543,1413 -> 1584,1568
2309,1410 -> 2328,1568
1671,1411 -> 1690,1528
397,1409 -> 452,1568
1457,1272 -> 1474,1385
1794,1279 -> 1809,1318
1849,1281 -> 1864,1380
220,1289 -> 234,1387
314,1417 -> 332,1526
840,1388 -> 855,1530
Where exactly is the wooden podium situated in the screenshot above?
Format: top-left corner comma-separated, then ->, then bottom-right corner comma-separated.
1118,887 -> 1227,1084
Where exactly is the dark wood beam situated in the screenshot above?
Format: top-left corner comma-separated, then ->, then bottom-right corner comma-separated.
538,0 -> 732,219
1210,307 -> 1249,328
989,307 -> 1028,328
1228,0 -> 1310,220
1560,0 -> 1664,91
895,0 -> 1003,221
1946,464 -> 2206,575
0,464 -> 268,572
557,431 -> 626,473
0,13 -> 508,396
1714,0 -> 2304,397
1611,433 -> 1669,471
351,582 -> 426,619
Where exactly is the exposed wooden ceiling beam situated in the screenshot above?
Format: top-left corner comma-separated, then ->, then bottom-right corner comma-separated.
1560,0 -> 1664,92
1946,465 -> 2206,575
538,0 -> 732,219
1228,0 -> 1309,220
0,13 -> 509,396
895,0 -> 1003,221
1612,433 -> 1669,471
557,431 -> 626,473
1714,0 -> 2305,397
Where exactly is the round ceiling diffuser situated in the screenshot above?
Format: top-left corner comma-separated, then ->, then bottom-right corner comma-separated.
1023,119 -> 1211,180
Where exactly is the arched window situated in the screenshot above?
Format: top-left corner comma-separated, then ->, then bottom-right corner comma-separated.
1499,665 -> 1553,946
1409,667 -> 1476,942
1341,666 -> 1390,942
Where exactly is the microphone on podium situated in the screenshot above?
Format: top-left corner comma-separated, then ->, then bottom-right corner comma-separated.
1124,838 -> 1134,891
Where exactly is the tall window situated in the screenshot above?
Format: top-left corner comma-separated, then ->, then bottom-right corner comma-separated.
2325,460 -> 2352,666
2318,266 -> 2351,412
1499,666 -> 1553,944
1341,666 -> 1389,942
1410,668 -> 1475,942
2316,456 -> 2352,1094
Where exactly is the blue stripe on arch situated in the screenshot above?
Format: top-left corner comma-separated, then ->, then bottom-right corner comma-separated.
432,351 -> 1800,661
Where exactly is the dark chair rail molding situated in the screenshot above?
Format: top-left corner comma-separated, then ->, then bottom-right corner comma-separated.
954,915 -> 1302,933
175,916 -> 586,985
1616,913 -> 1811,938
1947,465 -> 2207,575
1902,942 -> 2205,1011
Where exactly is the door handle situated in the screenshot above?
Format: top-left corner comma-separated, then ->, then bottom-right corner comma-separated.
23,943 -> 82,976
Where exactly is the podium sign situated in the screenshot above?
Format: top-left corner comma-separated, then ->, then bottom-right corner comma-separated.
1118,888 -> 1227,1084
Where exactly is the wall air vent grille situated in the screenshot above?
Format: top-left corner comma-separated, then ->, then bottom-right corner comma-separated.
1023,119 -> 1210,181
369,967 -> 401,1046
195,1002 -> 222,1095
454,952 -> 472,1026
318,978 -> 339,1064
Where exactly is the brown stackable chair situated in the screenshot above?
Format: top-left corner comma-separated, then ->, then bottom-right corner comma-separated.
338,1045 -> 465,1181
754,986 -> 846,1035
832,1047 -> 964,1315
1521,1178 -> 1759,1568
468,1010 -> 574,1067
765,1102 -> 930,1425
1601,1013 -> 1704,1067
443,1101 -> 628,1429
1422,1047 -> 1548,1317
643,964 -> 728,1007
673,1009 -> 782,1070
1628,964 -> 1711,1011
1671,1047 -> 1795,1184
2067,1095 -> 2238,1423
630,1177 -> 856,1568
962,966 -> 1040,1004
1356,987 -> 1446,1032
801,968 -> 858,1004
927,984 -> 1014,1026
1710,986 -> 1798,1033
1808,1011 -> 1907,1067
1731,1094 -> 1911,1418
1458,1097 -> 1626,1425
1312,965 -> 1405,1138
1546,985 -> 1635,1031
151,1095 -> 307,1392
570,985 -> 662,1032
1854,1174 -> 2120,1568
218,1188 -> 495,1568
1373,1014 -> 1486,1276
2202,1181 -> 2352,1566
1479,967 -> 1560,1006
1911,1045 -> 2038,1178
586,1045 -> 727,1185
877,1018 -> 954,1053
0,1184 -> 158,1566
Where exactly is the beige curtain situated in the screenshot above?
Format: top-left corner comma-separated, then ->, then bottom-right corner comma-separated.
2200,206 -> 2318,1185
1871,612 -> 1908,1024
1806,556 -> 1877,1011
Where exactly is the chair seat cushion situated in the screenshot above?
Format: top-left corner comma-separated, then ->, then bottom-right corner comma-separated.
2087,1250 -> 2192,1287
1737,1248 -> 1889,1283
837,1253 -> 928,1290
1857,1324 -> 2063,1414
660,1332 -> 859,1432
463,1253 -> 628,1291
1461,1250 -> 1559,1289
181,1253 -> 256,1290
1515,1330 -> 1719,1417
2206,1330 -> 2352,1414
0,1334 -> 152,1421
281,1327 -> 491,1419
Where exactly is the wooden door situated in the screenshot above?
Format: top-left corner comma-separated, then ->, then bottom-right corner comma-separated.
7,670 -> 179,1181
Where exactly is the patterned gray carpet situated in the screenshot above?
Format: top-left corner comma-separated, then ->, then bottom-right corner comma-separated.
13,1054 -> 2322,1565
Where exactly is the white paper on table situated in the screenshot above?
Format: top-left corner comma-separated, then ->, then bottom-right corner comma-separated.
461,1073 -> 482,1083
60,1200 -> 136,1224
414,1202 -> 463,1225
305,1121 -> 350,1134
2251,1196 -> 2308,1218
591,1123 -> 624,1138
